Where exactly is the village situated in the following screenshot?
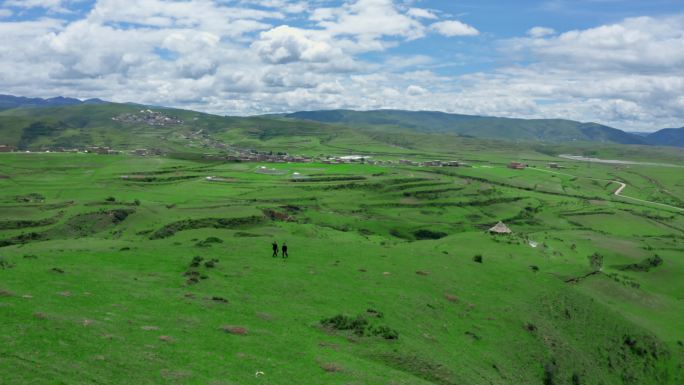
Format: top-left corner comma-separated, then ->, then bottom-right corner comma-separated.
1,142 -> 564,170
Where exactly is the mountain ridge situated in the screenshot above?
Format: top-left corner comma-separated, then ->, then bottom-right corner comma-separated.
284,109 -> 681,146
0,94 -> 107,110
0,94 -> 683,148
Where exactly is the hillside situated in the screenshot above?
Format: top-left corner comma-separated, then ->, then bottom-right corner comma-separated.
1,151 -> 683,384
1,100 -> 684,384
646,127 -> 684,147
0,94 -> 106,110
285,109 -> 650,145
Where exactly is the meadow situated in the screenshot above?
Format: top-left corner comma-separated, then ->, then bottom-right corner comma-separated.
1,150 -> 683,385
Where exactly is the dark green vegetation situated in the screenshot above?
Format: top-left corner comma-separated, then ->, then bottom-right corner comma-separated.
1,148 -> 683,385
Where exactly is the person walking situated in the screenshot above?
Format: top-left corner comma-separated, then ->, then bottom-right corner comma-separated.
281,242 -> 288,259
272,241 -> 278,257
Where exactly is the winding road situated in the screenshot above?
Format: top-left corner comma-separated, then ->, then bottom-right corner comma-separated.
527,167 -> 683,212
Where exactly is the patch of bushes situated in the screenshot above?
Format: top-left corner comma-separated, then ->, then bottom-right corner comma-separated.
321,314 -> 368,336
150,215 -> 264,239
413,229 -> 448,240
184,256 -> 219,285
587,252 -> 603,271
370,325 -> 399,340
0,231 -> 48,248
189,256 -> 204,267
0,212 -> 62,230
473,254 -> 483,263
15,193 -> 45,203
320,312 -> 398,340
619,255 -> 663,272
204,259 -> 219,268
195,236 -> 224,247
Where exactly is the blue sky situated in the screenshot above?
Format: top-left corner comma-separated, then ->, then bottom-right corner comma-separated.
1,0 -> 683,131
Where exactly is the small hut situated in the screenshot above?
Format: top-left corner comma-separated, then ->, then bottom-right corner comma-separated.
508,162 -> 526,170
489,221 -> 512,234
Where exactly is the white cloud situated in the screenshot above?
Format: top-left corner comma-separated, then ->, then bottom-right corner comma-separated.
252,25 -> 341,64
406,84 -> 428,96
314,0 -> 426,42
0,9 -> 12,17
431,20 -> 479,37
527,26 -> 555,38
407,8 -> 437,19
0,1 -> 681,131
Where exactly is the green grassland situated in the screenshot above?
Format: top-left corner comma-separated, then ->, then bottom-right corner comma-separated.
1,149 -> 683,385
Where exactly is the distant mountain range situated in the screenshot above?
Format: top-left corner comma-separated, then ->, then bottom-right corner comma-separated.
0,94 -> 107,110
645,128 -> 684,147
285,110 -> 684,147
0,95 -> 682,148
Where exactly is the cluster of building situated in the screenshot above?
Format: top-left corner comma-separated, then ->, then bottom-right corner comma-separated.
0,144 -> 15,152
507,162 -> 564,170
398,159 -> 463,167
204,151 -> 313,163
112,109 -> 184,126
85,146 -> 120,155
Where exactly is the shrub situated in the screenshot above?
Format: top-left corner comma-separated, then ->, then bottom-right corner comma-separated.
413,229 -> 448,240
587,252 -> 603,271
473,254 -> 483,263
370,325 -> 399,340
320,314 -> 368,336
321,312 -> 398,340
204,259 -> 218,268
105,196 -> 116,202
189,256 -> 204,267
620,255 -> 663,272
134,199 -> 141,206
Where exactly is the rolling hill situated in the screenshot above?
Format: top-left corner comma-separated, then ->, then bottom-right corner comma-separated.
645,127 -> 684,147
0,94 -> 106,111
285,109 -> 652,145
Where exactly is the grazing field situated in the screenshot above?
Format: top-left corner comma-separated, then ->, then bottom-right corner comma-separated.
1,152 -> 683,384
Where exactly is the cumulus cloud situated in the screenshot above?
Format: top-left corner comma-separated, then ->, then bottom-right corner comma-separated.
431,20 -> 480,37
523,16 -> 684,73
0,8 -> 12,17
252,25 -> 341,64
0,1 -> 681,131
313,0 -> 427,43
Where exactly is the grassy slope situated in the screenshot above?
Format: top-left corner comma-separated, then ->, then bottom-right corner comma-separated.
284,110 -> 647,144
1,153 -> 683,384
